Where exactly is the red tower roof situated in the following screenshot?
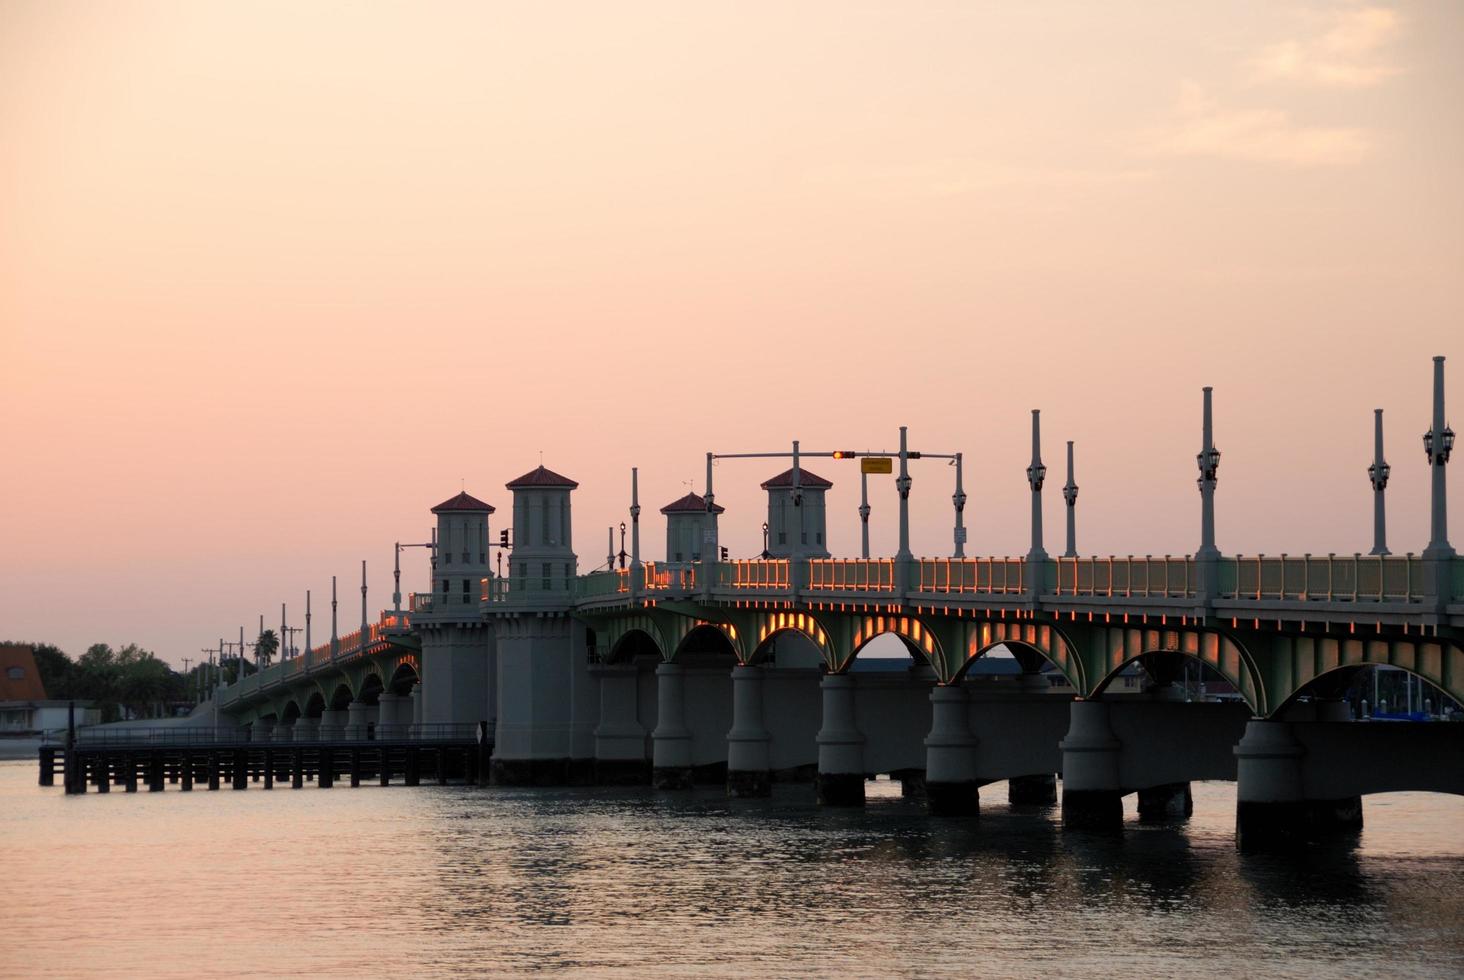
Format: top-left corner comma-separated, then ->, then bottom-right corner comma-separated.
760,467 -> 833,490
506,465 -> 579,490
431,491 -> 495,514
660,491 -> 725,515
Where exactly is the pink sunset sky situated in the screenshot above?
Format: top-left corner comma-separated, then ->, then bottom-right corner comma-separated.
1,1 -> 1460,665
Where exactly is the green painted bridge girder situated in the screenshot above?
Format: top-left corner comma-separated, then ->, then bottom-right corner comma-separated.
583,602 -> 1462,719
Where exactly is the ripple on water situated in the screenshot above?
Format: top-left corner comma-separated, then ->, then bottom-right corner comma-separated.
3,763 -> 1463,978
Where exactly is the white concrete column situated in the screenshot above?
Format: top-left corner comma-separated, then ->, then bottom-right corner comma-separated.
593,664 -> 647,783
345,701 -> 371,741
251,718 -> 275,743
318,709 -> 346,741
652,663 -> 693,788
409,685 -> 422,737
293,717 -> 319,742
924,684 -> 978,815
273,719 -> 295,742
816,673 -> 865,806
726,664 -> 771,797
1059,700 -> 1122,829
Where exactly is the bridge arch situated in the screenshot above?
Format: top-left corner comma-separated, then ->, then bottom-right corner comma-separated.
948,621 -> 1086,691
388,660 -> 420,694
357,671 -> 385,705
843,613 -> 942,675
749,609 -> 834,668
327,682 -> 353,712
1272,660 -> 1462,719
280,700 -> 302,724
1258,634 -> 1464,718
605,628 -> 665,664
303,691 -> 326,718
673,623 -> 740,662
1088,627 -> 1265,714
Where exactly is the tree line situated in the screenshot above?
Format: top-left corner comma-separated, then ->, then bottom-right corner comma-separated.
9,632 -> 280,723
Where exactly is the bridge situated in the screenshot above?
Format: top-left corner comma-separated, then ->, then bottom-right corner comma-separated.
209,356 -> 1463,846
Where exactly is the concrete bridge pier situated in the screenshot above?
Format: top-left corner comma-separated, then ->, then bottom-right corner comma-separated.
924,685 -> 979,816
651,663 -> 693,789
816,673 -> 865,806
376,693 -> 407,738
726,664 -> 772,798
293,717 -> 319,742
251,718 -> 275,743
1234,720 -> 1359,848
345,701 -> 372,740
318,709 -> 346,741
272,720 -> 294,742
410,686 -> 422,737
592,664 -> 649,784
1059,700 -> 1123,830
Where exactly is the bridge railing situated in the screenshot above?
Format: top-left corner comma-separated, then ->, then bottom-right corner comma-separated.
916,557 -> 1027,595
807,558 -> 898,592
1054,556 -> 1196,598
1226,553 -> 1426,602
75,726 -> 252,746
717,559 -> 791,590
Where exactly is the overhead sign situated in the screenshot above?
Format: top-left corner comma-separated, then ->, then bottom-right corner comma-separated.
861,457 -> 893,474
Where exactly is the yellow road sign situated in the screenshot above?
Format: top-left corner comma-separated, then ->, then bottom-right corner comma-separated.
860,457 -> 893,474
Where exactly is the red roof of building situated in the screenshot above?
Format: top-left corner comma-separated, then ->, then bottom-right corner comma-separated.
506,465 -> 579,490
0,645 -> 48,701
660,491 -> 725,515
760,467 -> 833,490
431,491 -> 495,514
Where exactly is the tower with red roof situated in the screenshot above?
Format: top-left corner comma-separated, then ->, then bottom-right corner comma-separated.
661,491 -> 724,564
761,466 -> 832,559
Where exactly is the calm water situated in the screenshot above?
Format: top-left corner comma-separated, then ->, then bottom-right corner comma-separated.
5,760 -> 1463,978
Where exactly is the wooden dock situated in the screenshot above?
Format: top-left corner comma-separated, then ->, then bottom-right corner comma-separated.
38,725 -> 489,795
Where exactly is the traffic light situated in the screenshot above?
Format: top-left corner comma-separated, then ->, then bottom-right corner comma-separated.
720,546 -> 729,561
832,451 -> 859,459
499,529 -> 510,548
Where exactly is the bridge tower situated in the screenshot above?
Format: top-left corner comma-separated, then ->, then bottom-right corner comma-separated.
417,491 -> 495,728
662,491 -> 723,563
492,465 -> 596,784
762,466 -> 832,559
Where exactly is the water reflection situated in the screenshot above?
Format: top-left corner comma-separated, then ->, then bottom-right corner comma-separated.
5,764 -> 1463,978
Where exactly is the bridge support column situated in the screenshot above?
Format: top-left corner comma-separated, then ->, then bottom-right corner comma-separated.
652,663 -> 693,789
726,664 -> 771,798
1234,720 -> 1361,849
924,684 -> 979,816
293,718 -> 318,742
318,709 -> 346,741
273,720 -> 294,742
592,664 -> 648,785
816,673 -> 865,806
345,701 -> 371,741
251,719 -> 274,743
1060,700 -> 1124,830
377,693 -> 406,739
410,685 -> 422,737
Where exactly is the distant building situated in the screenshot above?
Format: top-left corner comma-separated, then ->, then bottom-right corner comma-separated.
0,644 -> 99,733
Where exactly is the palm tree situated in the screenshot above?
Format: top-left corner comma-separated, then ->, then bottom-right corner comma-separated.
255,629 -> 279,667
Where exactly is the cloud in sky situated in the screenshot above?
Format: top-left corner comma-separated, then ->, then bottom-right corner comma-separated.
1144,81 -> 1373,168
1251,5 -> 1402,88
